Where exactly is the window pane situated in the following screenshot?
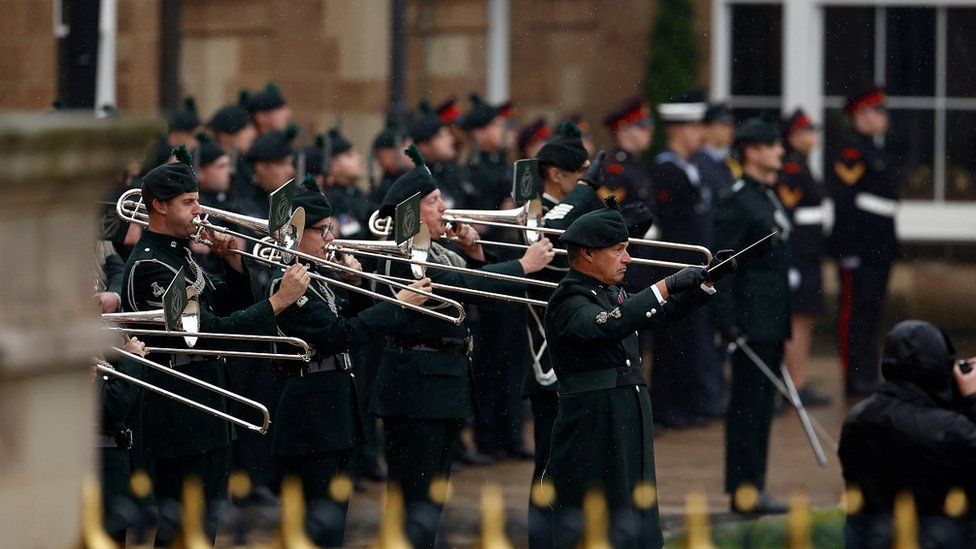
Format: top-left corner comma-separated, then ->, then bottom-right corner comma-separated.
885,8 -> 935,97
730,5 -> 782,96
945,110 -> 976,201
823,109 -> 934,200
824,7 -> 875,96
888,109 -> 935,200
947,8 -> 976,97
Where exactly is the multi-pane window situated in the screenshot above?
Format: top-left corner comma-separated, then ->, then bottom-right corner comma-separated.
726,3 -> 976,203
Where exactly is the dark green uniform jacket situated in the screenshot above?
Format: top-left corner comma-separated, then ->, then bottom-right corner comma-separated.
122,230 -> 278,457
711,175 -> 792,343
269,267 -> 409,456
544,268 -> 712,546
369,243 -> 526,419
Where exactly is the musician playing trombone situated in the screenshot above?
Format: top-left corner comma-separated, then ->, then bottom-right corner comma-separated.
543,198 -> 734,548
266,177 -> 433,546
369,145 -> 555,549
121,146 -> 309,546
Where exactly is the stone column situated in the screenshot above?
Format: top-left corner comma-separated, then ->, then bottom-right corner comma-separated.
0,113 -> 161,546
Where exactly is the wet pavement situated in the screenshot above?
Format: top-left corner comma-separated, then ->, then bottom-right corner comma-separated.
341,354 -> 850,547
215,354 -> 855,546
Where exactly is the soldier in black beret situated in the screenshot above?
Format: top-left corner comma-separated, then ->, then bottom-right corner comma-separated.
323,127 -> 372,240
124,146 -> 309,545
410,100 -> 472,210
238,126 -> 298,218
544,197 -> 727,547
776,109 -> 830,407
828,85 -> 897,397
268,177 -> 432,546
648,90 -> 720,429
370,146 -> 556,549
247,81 -> 292,135
148,97 -> 201,170
712,117 -> 791,515
369,116 -> 411,205
208,90 -> 258,163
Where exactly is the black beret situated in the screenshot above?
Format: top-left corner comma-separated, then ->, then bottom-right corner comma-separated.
559,113 -> 592,137
246,125 -> 297,163
703,102 -> 734,125
373,116 -> 402,150
379,144 -> 437,217
460,93 -> 500,131
734,118 -> 781,147
536,121 -> 588,172
195,133 -> 226,167
409,100 -> 444,143
301,134 -> 327,176
327,127 -> 353,156
246,82 -> 286,114
167,97 -> 200,132
294,175 -> 333,227
208,90 -> 251,133
143,145 -> 199,201
559,196 -> 630,248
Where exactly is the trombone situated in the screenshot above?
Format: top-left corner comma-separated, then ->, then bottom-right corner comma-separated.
116,189 -> 467,325
103,307 -> 313,362
96,348 -> 271,433
439,200 -> 714,270
332,223 -> 557,289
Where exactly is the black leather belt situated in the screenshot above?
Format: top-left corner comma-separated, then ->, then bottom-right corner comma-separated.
386,336 -> 473,357
170,354 -> 220,367
96,428 -> 133,450
275,354 -> 350,379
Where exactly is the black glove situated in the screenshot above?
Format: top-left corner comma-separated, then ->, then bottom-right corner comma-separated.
663,266 -> 706,295
717,322 -> 744,343
579,150 -> 607,190
705,249 -> 737,283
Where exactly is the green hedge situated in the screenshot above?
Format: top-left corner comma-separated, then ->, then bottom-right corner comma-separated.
664,508 -> 846,548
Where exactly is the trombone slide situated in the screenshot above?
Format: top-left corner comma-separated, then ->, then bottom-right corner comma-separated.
99,348 -> 271,434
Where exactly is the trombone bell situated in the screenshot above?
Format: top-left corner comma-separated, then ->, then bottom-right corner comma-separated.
102,299 -> 200,347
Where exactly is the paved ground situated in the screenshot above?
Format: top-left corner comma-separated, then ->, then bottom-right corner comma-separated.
213,332 -> 976,546
333,354 -> 853,547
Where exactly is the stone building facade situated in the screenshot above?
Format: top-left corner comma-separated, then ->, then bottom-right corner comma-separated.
1,0 -> 712,150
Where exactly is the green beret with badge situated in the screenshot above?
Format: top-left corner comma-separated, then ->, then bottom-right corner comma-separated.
558,196 -> 630,248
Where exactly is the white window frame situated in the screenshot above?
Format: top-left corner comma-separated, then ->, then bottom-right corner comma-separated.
711,0 -> 976,242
